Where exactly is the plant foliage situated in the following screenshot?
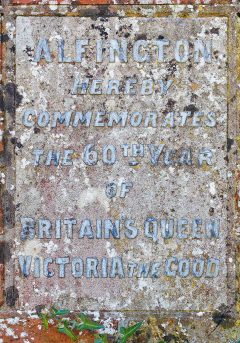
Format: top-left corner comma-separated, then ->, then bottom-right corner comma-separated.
36,306 -> 143,342
119,321 -> 143,343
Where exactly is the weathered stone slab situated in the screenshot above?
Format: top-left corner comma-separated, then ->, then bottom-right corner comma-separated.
15,16 -> 230,312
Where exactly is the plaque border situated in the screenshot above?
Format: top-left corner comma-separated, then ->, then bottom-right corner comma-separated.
0,4 -> 238,318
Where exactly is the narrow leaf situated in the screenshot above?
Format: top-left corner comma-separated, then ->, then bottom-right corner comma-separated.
79,313 -> 89,323
51,306 -> 58,314
54,309 -> 70,316
58,322 -> 78,341
78,313 -> 104,330
71,320 -> 79,330
51,306 -> 70,316
39,314 -> 49,330
72,322 -> 84,330
119,321 -> 143,341
118,338 -> 127,343
76,323 -> 104,331
120,327 -> 126,334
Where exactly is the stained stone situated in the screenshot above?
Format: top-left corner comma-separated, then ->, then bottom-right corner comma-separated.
14,16 -> 229,312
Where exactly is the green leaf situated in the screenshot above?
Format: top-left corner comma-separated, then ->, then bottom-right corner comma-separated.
58,321 -> 78,341
119,321 -> 143,342
119,338 -> 127,343
76,323 -> 105,331
39,314 -> 49,330
120,327 -> 126,334
78,313 -> 105,331
94,333 -> 109,343
72,322 -> 85,330
52,307 -> 70,316
71,320 -> 80,330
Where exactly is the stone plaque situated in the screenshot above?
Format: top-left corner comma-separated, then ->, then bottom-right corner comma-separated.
15,16 -> 230,311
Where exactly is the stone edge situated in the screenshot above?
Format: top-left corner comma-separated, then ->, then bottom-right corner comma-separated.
0,12 -> 4,307
0,2 -> 238,315
8,0 -> 237,6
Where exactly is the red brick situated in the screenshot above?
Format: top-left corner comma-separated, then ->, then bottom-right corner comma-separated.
0,317 -> 95,342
